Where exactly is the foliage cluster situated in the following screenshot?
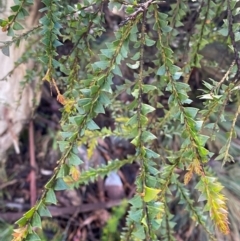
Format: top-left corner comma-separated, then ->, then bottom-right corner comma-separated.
1,0 -> 240,240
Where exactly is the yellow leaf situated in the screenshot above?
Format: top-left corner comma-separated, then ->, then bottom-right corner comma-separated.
63,175 -> 75,185
57,94 -> 66,105
143,185 -> 161,202
12,226 -> 28,241
42,68 -> 51,82
64,99 -> 75,113
184,171 -> 193,185
70,166 -> 80,181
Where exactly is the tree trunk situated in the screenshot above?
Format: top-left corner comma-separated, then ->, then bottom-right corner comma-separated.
0,1 -> 41,171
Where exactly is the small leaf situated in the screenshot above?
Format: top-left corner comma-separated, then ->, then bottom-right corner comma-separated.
15,216 -> 28,227
100,48 -> 114,58
235,32 -> 240,42
132,225 -> 145,239
144,148 -> 160,158
7,26 -> 15,36
70,166 -> 80,181
143,186 -> 161,202
54,178 -> 68,191
142,84 -> 157,93
11,5 -> 20,12
26,232 -> 41,241
13,22 -> 24,30
94,101 -> 105,114
12,227 -> 28,241
87,120 -> 100,130
38,204 -> 52,217
131,135 -> 140,146
131,52 -> 140,60
92,61 -> 109,70
129,209 -> 143,222
141,104 -> 155,115
184,107 -> 199,118
69,152 -> 83,165
218,27 -> 228,36
142,131 -> 157,142
31,212 -> 42,228
58,141 -> 69,152
129,195 -> 143,208
112,65 -> 122,77
145,38 -> 155,46
198,193 -> 207,202
1,46 -> 10,56
45,189 -> 57,205
157,65 -> 166,76
197,134 -> 209,146
23,207 -> 36,219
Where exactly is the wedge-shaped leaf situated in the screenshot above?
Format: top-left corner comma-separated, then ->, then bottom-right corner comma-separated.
142,131 -> 157,142
131,52 -> 140,60
145,37 -> 155,46
132,225 -> 145,239
144,148 -> 160,158
142,84 -> 157,93
184,107 -> 199,118
198,146 -> 209,157
141,104 -> 155,115
131,135 -> 140,146
57,164 -> 69,178
235,32 -> 240,42
92,61 -> 109,70
120,41 -> 129,58
87,120 -> 100,130
31,212 -> 42,228
54,178 -> 68,191
69,152 -> 83,165
156,65 -> 166,76
74,115 -> 84,125
26,232 -> 41,241
38,204 -> 52,217
45,189 -> 57,205
53,39 -> 63,47
126,114 -> 138,127
2,46 -> 10,56
15,216 -> 28,226
195,121 -> 203,131
198,193 -> 207,202
112,64 -> 122,77
90,85 -> 99,95
140,114 -> 148,125
143,186 -> 161,202
13,22 -> 24,30
94,101 -> 105,114
100,48 -> 114,58
11,5 -> 20,12
7,26 -> 15,36
197,134 -> 209,146
173,72 -> 182,80
162,25 -> 172,33
218,27 -> 228,36
129,195 -> 143,208
141,214 -> 147,227
58,141 -> 69,152
128,209 -> 143,222
23,206 -> 36,219
99,92 -> 111,105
